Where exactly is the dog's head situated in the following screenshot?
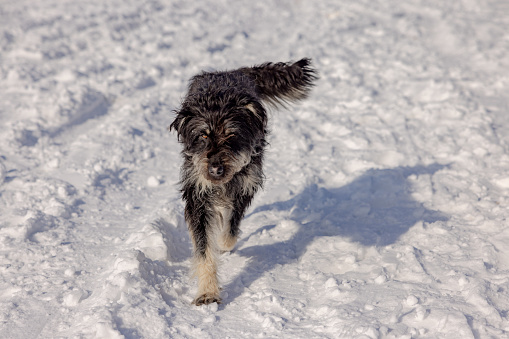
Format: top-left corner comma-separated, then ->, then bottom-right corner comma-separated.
170,71 -> 267,187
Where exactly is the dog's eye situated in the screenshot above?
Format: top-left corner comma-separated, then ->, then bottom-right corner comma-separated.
201,134 -> 208,139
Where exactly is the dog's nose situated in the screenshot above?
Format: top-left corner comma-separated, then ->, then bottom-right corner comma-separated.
208,164 -> 224,177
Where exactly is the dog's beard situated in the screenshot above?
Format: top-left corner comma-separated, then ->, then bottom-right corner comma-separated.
185,149 -> 252,195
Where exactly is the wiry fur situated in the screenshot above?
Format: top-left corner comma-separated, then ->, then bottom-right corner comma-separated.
170,58 -> 317,305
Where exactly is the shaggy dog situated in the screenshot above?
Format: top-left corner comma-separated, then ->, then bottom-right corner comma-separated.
170,58 -> 317,305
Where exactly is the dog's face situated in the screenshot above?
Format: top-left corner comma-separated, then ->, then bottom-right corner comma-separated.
171,72 -> 267,187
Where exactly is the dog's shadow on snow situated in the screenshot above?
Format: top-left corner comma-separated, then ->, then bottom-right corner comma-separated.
223,164 -> 449,304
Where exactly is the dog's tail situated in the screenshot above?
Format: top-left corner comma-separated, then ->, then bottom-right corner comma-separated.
240,58 -> 318,107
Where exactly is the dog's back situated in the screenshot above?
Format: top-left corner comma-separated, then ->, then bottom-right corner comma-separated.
185,58 -> 317,108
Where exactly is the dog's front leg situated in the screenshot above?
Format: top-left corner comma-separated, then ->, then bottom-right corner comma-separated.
185,197 -> 221,305
220,193 -> 254,252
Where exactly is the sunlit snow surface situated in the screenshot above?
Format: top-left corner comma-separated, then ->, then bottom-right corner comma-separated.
1,0 -> 509,338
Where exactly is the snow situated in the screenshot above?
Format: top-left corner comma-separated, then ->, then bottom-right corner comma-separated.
1,0 -> 509,337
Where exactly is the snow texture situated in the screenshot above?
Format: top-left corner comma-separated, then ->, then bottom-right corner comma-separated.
1,0 -> 509,338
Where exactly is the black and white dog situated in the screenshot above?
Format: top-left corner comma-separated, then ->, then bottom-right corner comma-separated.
170,59 -> 317,305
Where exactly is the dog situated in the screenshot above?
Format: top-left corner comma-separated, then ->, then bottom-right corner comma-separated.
170,58 -> 317,305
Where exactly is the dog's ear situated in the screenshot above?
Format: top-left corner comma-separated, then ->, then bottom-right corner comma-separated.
169,109 -> 190,141
244,101 -> 267,129
239,58 -> 318,107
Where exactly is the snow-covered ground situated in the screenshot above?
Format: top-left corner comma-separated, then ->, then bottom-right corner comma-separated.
1,0 -> 509,337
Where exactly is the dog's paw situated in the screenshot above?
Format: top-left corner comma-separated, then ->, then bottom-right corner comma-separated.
193,293 -> 222,306
219,234 -> 238,252
220,248 -> 235,255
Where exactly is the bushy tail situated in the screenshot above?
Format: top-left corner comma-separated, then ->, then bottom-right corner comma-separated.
240,58 -> 318,107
